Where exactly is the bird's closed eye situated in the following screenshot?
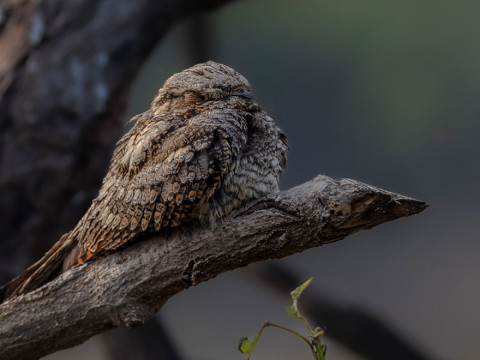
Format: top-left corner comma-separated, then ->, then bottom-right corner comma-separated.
184,92 -> 204,104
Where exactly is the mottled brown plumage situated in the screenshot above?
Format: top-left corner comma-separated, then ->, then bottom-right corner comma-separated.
2,61 -> 287,300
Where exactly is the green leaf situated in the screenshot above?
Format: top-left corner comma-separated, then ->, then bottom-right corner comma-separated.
290,277 -> 313,300
285,305 -> 299,318
238,337 -> 253,354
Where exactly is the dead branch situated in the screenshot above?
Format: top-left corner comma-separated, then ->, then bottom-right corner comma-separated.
0,175 -> 427,360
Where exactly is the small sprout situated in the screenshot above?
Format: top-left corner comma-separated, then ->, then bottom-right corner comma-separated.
239,278 -> 326,359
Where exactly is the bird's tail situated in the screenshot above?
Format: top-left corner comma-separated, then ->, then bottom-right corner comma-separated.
0,230 -> 79,303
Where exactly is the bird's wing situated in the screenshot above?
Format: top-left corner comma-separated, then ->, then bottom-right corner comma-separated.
77,112 -> 244,258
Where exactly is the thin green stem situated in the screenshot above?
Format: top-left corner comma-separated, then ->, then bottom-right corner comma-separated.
262,322 -> 317,359
298,314 -> 315,335
246,323 -> 268,359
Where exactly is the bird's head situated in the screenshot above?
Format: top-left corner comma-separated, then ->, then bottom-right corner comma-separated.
151,61 -> 253,115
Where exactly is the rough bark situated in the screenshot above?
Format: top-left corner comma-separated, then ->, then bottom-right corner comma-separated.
0,175 -> 427,360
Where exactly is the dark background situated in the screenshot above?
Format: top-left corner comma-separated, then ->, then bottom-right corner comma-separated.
42,1 -> 478,359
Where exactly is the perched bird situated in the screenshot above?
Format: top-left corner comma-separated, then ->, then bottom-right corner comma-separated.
1,61 -> 287,301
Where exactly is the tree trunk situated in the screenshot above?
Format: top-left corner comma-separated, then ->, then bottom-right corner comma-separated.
0,0 -> 234,283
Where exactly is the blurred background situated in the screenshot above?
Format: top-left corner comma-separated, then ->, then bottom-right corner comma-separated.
24,0 -> 480,359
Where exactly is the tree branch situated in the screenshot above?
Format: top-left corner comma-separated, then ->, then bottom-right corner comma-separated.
0,175 -> 427,360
